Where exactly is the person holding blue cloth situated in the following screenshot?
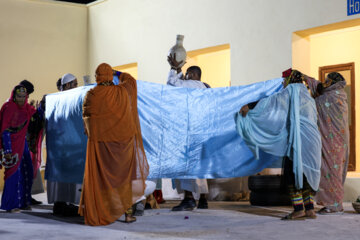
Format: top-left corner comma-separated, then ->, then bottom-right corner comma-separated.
167,53 -> 210,211
235,69 -> 322,220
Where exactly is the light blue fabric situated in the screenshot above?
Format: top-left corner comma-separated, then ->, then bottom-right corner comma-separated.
235,83 -> 321,190
45,87 -> 89,184
45,78 -> 283,184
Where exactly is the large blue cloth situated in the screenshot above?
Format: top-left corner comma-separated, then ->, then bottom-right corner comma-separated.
45,78 -> 283,184
235,84 -> 322,190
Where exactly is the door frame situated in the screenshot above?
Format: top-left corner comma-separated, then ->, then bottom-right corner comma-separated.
319,62 -> 356,171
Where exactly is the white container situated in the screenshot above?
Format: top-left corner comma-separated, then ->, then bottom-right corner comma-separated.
168,35 -> 187,68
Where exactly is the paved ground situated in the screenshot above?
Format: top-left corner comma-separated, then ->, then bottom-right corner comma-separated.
1,193 -> 360,240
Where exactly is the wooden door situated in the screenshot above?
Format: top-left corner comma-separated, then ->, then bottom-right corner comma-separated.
319,62 -> 356,171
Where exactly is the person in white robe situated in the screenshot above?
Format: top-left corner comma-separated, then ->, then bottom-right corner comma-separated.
167,54 -> 209,211
46,73 -> 81,216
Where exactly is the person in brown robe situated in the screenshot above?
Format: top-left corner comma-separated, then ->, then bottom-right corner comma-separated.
79,63 -> 149,226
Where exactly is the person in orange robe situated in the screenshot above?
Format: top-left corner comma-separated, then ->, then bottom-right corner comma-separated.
79,63 -> 149,226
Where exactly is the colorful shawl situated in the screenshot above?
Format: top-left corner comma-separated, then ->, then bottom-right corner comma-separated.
0,87 -> 36,179
306,76 -> 349,210
235,83 -> 322,190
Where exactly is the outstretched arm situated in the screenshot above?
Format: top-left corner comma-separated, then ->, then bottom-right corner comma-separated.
239,101 -> 259,117
303,75 -> 321,98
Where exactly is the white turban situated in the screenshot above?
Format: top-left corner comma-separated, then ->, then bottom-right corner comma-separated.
61,73 -> 76,87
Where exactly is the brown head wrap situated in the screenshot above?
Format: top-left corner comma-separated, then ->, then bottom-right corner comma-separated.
283,69 -> 303,88
95,63 -> 113,84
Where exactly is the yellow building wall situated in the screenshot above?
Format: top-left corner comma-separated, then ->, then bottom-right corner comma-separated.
113,63 -> 138,80
113,47 -> 230,88
293,25 -> 360,172
183,47 -> 231,88
292,34 -> 311,74
309,27 -> 360,172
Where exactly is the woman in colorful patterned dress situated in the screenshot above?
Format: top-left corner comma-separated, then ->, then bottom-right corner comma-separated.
305,72 -> 349,214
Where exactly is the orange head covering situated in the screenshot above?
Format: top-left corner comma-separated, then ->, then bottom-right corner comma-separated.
95,63 -> 113,84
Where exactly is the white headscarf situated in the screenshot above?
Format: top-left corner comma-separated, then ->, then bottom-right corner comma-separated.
60,73 -> 76,91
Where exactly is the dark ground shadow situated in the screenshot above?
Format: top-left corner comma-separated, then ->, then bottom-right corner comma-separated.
22,211 -> 84,225
159,200 -> 291,218
31,204 -> 53,211
19,204 -> 85,225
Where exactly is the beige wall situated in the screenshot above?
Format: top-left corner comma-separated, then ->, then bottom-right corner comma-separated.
1,0 -> 360,191
0,0 -> 87,191
0,0 -> 88,105
87,0 -> 359,86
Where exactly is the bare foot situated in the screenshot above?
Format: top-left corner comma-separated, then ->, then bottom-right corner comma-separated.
21,206 -> 32,211
125,215 -> 136,223
281,210 -> 306,220
7,208 -> 21,213
305,209 -> 317,219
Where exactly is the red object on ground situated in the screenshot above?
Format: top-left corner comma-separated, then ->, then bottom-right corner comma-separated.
154,190 -> 166,204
